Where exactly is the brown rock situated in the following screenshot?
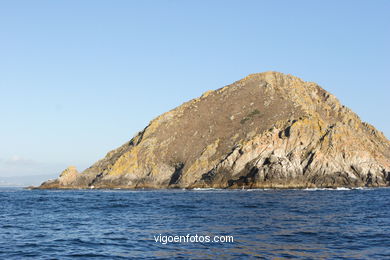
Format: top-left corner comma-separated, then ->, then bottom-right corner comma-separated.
58,166 -> 79,186
37,72 -> 390,189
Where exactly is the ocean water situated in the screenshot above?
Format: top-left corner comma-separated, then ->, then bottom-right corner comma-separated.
0,187 -> 389,259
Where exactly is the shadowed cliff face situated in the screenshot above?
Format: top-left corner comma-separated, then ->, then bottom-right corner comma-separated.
39,72 -> 390,189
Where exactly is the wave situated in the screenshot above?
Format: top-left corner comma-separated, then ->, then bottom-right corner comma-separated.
191,187 -> 369,191
241,188 -> 272,191
192,188 -> 225,191
302,187 -> 373,191
191,188 -> 272,191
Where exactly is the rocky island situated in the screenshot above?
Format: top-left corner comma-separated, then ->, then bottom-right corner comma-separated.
38,72 -> 390,189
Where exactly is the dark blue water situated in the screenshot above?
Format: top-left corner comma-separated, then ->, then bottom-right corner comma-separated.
0,187 -> 389,259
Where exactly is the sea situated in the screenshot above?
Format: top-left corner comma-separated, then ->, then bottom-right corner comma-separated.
0,187 -> 389,259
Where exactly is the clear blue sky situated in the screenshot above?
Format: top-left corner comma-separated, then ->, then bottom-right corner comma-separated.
0,0 -> 389,178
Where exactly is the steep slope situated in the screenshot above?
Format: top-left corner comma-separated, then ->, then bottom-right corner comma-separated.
39,72 -> 390,189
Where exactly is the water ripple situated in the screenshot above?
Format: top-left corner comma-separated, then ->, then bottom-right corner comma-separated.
0,187 -> 389,259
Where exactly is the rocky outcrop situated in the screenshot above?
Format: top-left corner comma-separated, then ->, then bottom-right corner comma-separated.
38,72 -> 390,189
39,166 -> 80,189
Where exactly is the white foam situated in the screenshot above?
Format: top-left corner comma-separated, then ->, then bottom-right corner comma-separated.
336,187 -> 351,190
303,187 -> 352,191
241,188 -> 271,191
353,187 -> 370,190
192,188 -> 224,191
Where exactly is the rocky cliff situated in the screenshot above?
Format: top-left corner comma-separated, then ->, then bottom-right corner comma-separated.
39,72 -> 390,189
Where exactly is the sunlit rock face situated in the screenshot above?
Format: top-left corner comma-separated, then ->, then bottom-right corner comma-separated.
39,72 -> 390,189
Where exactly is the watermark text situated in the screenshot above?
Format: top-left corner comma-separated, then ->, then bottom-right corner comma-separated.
154,234 -> 234,245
